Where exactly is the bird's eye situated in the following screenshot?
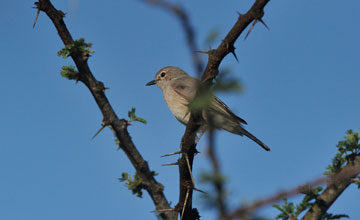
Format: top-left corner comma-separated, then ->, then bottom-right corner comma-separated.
160,72 -> 166,78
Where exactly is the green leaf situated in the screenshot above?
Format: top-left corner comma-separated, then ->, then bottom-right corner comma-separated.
273,198 -> 295,220
127,108 -> 147,124
119,172 -> 144,198
128,108 -> 136,120
57,38 -> 94,59
324,129 -> 360,175
60,65 -> 78,80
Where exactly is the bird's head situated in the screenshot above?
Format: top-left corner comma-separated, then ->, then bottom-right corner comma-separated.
146,66 -> 187,90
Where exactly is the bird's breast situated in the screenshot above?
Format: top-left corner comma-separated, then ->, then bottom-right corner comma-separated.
163,87 -> 190,125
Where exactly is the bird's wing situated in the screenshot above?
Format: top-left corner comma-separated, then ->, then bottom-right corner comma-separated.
170,76 -> 198,102
171,76 -> 247,125
208,96 -> 248,125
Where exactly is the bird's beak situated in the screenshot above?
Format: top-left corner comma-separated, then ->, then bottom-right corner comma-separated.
146,79 -> 157,86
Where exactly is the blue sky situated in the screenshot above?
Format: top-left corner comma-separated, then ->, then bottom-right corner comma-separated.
1,0 -> 359,219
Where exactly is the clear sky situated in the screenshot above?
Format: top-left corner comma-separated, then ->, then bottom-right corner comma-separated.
1,1 -> 359,219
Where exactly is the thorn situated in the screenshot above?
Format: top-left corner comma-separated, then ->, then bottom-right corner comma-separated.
258,18 -> 270,30
162,162 -> 179,166
231,51 -> 238,62
92,124 -> 106,139
184,153 -> 195,187
236,11 -> 242,16
150,208 -> 176,213
196,50 -> 210,54
33,6 -> 40,28
245,19 -> 258,40
180,188 -> 190,220
58,10 -> 66,18
221,40 -> 238,62
228,44 -> 238,62
193,187 -> 207,194
161,151 -> 183,157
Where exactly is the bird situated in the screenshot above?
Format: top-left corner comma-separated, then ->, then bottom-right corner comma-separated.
146,66 -> 270,151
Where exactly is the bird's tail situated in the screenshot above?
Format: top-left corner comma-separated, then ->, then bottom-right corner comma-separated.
235,127 -> 270,151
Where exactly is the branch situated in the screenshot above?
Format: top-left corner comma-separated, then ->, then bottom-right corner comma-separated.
34,1 -> 174,219
179,0 -> 270,219
141,0 -> 203,76
201,0 -> 270,83
302,155 -> 360,220
228,177 -> 328,219
227,155 -> 360,219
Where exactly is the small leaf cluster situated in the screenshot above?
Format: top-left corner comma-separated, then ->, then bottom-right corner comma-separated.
188,69 -> 242,112
60,65 -> 78,80
324,129 -> 360,175
119,172 -> 145,198
128,108 -> 147,124
273,187 -> 322,220
273,186 -> 348,220
57,38 -> 94,59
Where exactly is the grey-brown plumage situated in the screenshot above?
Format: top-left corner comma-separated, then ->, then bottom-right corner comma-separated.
146,66 -> 270,151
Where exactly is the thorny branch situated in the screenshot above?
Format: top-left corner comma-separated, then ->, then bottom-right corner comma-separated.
227,155 -> 360,219
302,155 -> 360,220
228,177 -> 328,219
178,0 -> 270,219
143,0 -> 269,219
33,1 -> 174,219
